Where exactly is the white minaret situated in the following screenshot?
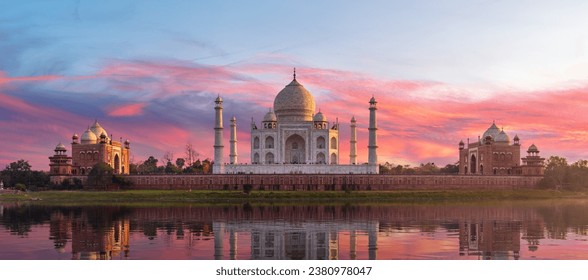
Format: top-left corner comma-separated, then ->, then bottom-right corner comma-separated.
213,96 -> 224,174
350,116 -> 357,164
368,96 -> 378,170
229,116 -> 238,164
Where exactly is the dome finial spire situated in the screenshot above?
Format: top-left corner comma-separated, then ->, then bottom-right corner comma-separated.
293,67 -> 296,80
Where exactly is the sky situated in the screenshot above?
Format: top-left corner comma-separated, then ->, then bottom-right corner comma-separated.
1,0 -> 588,170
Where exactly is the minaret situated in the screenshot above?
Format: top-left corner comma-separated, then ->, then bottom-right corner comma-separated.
229,116 -> 238,164
213,96 -> 224,174
368,96 -> 378,169
350,116 -> 357,164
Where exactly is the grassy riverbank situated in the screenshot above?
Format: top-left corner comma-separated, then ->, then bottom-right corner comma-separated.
1,189 -> 587,205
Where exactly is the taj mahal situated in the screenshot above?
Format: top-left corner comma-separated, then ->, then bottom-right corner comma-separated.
213,70 -> 379,174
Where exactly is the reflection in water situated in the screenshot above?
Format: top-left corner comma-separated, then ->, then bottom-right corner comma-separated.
459,221 -> 521,260
2,202 -> 588,259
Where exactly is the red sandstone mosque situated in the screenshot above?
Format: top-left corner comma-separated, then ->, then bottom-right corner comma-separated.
458,122 -> 545,176
49,120 -> 130,183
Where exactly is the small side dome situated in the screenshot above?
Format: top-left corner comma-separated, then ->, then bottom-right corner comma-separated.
100,132 -> 107,139
72,133 -> 79,139
459,140 -> 464,145
124,139 -> 130,144
55,143 -> 67,151
313,111 -> 327,122
528,144 -> 539,153
81,129 -> 97,144
351,116 -> 356,122
513,134 -> 520,141
495,130 -> 510,143
215,95 -> 223,103
369,96 -> 377,104
263,109 -> 277,122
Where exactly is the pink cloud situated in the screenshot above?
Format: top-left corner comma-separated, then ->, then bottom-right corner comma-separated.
108,103 -> 147,117
2,61 -> 588,171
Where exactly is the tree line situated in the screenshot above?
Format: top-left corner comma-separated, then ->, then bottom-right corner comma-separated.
3,155 -> 587,191
379,162 -> 459,175
539,156 -> 588,190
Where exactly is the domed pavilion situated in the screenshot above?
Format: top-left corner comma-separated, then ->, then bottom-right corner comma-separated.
458,121 -> 544,176
49,120 -> 131,183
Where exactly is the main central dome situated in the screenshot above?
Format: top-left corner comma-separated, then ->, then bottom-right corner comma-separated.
273,77 -> 316,122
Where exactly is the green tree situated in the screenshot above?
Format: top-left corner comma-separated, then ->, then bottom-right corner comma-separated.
1,159 -> 49,189
176,158 -> 185,170
418,163 -> 440,174
87,162 -> 114,190
542,156 -> 569,189
137,156 -> 159,174
202,159 -> 212,174
129,163 -> 139,174
440,163 -> 459,174
165,161 -> 181,174
569,160 -> 588,190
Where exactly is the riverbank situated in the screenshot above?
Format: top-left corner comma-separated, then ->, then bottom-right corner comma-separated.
1,189 -> 586,205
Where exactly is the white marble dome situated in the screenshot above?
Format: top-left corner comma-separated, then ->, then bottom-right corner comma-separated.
55,143 -> 67,151
313,111 -> 327,122
263,108 -> 277,122
495,130 -> 510,143
482,122 -> 500,141
90,121 -> 109,141
273,78 -> 316,122
81,128 -> 97,144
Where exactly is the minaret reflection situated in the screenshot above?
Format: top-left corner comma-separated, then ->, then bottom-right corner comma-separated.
350,230 -> 357,260
368,221 -> 378,260
213,222 -> 225,260
229,228 -> 237,260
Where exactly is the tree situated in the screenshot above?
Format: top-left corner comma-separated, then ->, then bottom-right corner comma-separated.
202,159 -> 212,174
185,143 -> 199,167
1,159 -> 49,189
165,161 -> 181,174
162,151 -> 174,165
418,162 -> 440,174
137,156 -> 159,174
440,163 -> 459,174
543,156 -> 569,189
87,162 -> 114,190
176,158 -> 185,170
569,160 -> 588,190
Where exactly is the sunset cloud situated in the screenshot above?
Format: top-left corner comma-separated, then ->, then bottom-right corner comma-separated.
108,102 -> 147,117
1,60 -> 587,170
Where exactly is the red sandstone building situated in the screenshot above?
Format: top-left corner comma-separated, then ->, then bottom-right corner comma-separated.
49,121 -> 130,183
458,122 -> 544,176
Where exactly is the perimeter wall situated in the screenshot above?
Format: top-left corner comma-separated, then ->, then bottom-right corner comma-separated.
122,174 -> 543,191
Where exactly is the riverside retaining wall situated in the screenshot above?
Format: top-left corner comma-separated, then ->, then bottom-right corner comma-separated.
123,174 -> 543,191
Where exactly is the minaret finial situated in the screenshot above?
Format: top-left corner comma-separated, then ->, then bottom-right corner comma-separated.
293,67 -> 296,80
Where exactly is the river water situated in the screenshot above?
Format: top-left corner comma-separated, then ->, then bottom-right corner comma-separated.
1,201 -> 588,260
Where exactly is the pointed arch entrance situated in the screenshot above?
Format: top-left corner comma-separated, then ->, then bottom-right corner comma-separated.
114,154 -> 120,174
470,154 -> 477,174
285,134 -> 305,164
